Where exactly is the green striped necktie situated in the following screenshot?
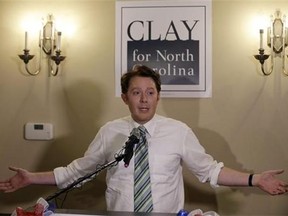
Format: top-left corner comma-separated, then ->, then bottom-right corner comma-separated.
134,125 -> 153,212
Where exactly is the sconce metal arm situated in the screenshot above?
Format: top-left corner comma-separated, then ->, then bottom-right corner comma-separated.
50,64 -> 59,76
283,69 -> 288,76
50,50 -> 66,76
282,53 -> 288,76
18,44 -> 65,77
18,49 -> 41,76
254,48 -> 273,76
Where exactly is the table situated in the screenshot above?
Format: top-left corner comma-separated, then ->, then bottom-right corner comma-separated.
55,209 -> 177,216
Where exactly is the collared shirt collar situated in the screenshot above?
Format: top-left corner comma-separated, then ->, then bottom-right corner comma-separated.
129,114 -> 159,138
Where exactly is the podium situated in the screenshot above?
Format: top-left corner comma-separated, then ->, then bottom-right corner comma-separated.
55,209 -> 176,216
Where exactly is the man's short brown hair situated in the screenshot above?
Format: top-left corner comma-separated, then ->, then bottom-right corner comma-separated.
121,65 -> 161,94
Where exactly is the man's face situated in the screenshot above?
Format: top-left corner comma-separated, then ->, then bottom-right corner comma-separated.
121,76 -> 160,125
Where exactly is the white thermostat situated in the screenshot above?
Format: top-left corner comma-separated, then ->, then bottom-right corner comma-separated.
24,123 -> 54,140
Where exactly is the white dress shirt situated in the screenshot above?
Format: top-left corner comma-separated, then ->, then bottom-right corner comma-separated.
54,114 -> 223,213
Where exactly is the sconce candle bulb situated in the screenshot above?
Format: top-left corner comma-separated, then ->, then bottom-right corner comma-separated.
57,31 -> 61,51
24,31 -> 28,50
18,14 -> 65,76
259,29 -> 264,49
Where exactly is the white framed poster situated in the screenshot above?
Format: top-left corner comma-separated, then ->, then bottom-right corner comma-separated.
115,0 -> 212,98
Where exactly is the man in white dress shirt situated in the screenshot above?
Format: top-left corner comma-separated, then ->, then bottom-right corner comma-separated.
0,65 -> 287,213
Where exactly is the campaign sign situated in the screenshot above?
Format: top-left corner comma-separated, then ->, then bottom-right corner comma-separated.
115,0 -> 212,98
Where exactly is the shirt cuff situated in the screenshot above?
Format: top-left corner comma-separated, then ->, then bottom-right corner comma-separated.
209,162 -> 224,188
53,167 -> 69,189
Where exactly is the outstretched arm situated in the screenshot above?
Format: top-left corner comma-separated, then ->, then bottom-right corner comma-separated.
217,167 -> 288,195
0,166 -> 56,193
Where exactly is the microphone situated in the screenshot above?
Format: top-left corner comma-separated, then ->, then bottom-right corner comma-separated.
123,128 -> 140,167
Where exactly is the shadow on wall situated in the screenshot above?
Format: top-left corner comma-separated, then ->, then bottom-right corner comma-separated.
160,98 -> 254,213
191,127 -> 254,214
0,79 -> 107,212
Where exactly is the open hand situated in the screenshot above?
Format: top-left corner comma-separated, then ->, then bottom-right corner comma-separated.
256,169 -> 288,195
0,166 -> 32,192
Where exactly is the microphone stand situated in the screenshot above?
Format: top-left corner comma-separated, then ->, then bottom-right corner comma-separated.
45,152 -> 126,202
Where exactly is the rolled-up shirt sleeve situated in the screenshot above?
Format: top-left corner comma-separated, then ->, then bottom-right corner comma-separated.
53,128 -> 106,189
182,127 -> 224,188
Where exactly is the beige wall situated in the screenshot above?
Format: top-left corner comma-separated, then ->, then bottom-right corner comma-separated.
0,0 -> 288,215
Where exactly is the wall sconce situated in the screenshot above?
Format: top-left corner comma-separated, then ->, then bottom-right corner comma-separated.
18,14 -> 65,76
254,10 -> 288,76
